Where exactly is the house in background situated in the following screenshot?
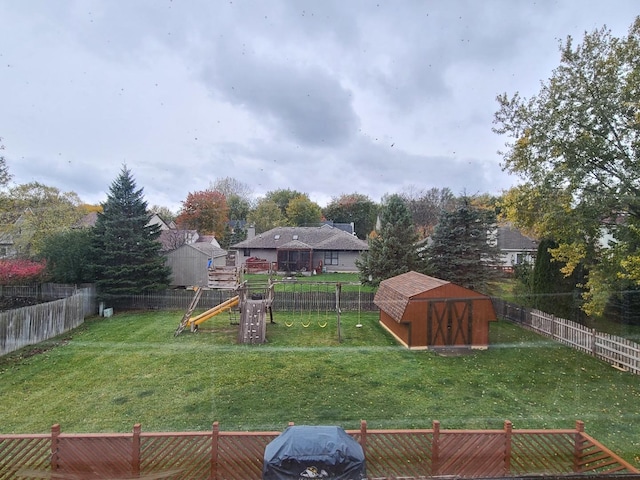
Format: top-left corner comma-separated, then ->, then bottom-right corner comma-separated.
230,225 -> 369,273
496,224 -> 538,272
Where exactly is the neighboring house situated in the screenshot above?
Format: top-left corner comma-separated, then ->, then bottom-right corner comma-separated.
496,224 -> 538,271
230,225 -> 369,273
164,242 -> 227,287
0,230 -> 15,259
321,220 -> 356,235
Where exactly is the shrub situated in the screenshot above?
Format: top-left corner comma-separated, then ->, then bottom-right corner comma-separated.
0,258 -> 47,284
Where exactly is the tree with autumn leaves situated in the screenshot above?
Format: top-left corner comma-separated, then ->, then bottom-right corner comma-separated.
175,189 -> 229,235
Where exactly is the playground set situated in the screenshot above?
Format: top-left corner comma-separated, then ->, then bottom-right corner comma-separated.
174,266 -> 275,344
173,264 -> 362,344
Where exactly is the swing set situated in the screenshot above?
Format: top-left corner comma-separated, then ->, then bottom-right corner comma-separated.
281,282 -> 364,342
283,282 -> 333,328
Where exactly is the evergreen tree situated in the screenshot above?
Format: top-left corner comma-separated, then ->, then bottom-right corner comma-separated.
356,194 -> 421,286
91,167 -> 170,306
425,196 -> 500,292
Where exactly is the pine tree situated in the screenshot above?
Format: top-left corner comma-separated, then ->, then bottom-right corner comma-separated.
91,167 -> 170,306
356,194 -> 421,286
425,197 -> 500,292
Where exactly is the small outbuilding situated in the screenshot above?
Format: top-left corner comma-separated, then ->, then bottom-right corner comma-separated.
374,271 -> 497,350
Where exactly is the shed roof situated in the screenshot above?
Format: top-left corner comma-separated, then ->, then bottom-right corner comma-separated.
374,271 -> 453,323
165,242 -> 227,259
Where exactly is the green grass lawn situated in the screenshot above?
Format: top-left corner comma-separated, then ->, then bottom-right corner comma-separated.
1,307 -> 639,467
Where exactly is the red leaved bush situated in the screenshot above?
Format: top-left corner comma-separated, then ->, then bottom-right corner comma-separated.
0,259 -> 47,285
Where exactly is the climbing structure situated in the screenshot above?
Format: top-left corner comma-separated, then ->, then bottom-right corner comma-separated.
236,280 -> 275,344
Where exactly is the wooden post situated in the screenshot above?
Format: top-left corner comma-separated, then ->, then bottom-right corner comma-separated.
50,424 -> 60,472
592,328 -> 597,357
504,420 -> 512,475
211,422 -> 219,480
574,420 -> 585,473
132,423 -> 141,477
431,420 -> 440,477
359,420 -> 367,458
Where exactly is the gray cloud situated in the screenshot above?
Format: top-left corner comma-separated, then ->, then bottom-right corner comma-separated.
0,0 -> 638,213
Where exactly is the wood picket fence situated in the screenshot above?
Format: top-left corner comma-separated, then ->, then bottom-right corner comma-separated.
493,298 -> 640,375
0,420 -> 636,479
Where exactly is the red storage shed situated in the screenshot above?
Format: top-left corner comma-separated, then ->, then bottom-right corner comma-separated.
374,271 -> 497,350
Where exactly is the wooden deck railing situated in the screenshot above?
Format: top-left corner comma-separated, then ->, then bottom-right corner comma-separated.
0,420 -> 636,479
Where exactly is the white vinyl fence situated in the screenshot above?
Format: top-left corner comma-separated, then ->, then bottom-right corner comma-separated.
493,298 -> 640,375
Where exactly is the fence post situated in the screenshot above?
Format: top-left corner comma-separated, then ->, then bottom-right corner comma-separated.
591,329 -> 597,357
51,424 -> 60,472
574,420 -> 585,473
132,423 -> 141,477
504,420 -> 512,475
211,422 -> 219,480
432,420 -> 440,477
359,420 -> 367,458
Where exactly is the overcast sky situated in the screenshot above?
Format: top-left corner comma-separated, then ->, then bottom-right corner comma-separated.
1,1 -> 638,212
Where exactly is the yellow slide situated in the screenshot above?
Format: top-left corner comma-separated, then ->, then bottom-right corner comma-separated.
189,296 -> 239,327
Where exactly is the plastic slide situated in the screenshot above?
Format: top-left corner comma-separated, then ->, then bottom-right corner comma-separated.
189,296 -> 240,327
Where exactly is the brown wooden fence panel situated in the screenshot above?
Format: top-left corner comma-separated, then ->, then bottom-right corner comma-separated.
0,435 -> 50,479
361,429 -> 433,478
510,430 -> 576,475
216,432 -> 277,480
140,432 -> 212,479
56,435 -> 133,478
438,430 -> 506,477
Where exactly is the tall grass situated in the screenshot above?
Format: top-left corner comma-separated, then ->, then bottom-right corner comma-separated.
0,308 -> 639,467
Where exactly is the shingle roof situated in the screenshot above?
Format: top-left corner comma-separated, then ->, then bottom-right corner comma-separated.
374,271 -> 450,322
186,242 -> 227,258
231,225 -> 368,251
497,225 -> 538,251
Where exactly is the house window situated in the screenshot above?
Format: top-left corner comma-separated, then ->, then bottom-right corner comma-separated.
324,251 -> 339,265
243,249 -> 251,257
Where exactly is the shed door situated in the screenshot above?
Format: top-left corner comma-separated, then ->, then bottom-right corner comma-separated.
427,300 -> 473,346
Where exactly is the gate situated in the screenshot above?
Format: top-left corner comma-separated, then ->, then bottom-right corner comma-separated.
427,299 -> 473,346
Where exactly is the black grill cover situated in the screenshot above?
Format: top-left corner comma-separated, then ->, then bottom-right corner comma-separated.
263,426 -> 366,480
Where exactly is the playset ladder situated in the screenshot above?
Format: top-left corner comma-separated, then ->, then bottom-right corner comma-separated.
174,287 -> 203,336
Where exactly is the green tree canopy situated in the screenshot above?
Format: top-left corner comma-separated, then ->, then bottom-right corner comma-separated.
494,17 -> 640,315
322,193 -> 378,239
247,199 -> 286,233
40,228 -> 94,284
285,195 -> 323,226
356,194 -> 422,286
425,196 -> 501,293
263,189 -> 306,217
0,182 -> 83,257
91,167 -> 170,305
